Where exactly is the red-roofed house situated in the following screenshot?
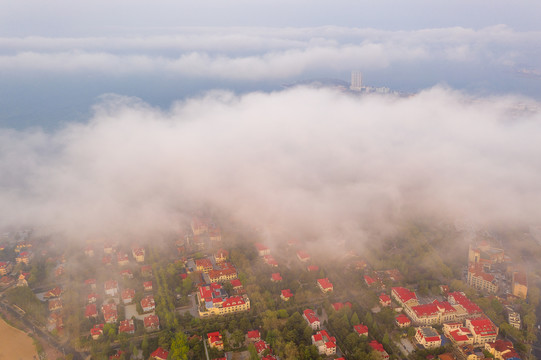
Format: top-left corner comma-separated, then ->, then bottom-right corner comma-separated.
220,296 -> 250,314
254,340 -> 271,356
120,269 -> 133,279
255,243 -> 270,256
379,294 -> 391,307
150,347 -> 169,360
369,340 -> 389,360
303,309 -> 321,330
281,289 -> 293,301
91,324 -> 104,340
144,314 -> 160,332
85,278 -> 97,290
196,258 -> 213,273
230,279 -> 243,290
396,314 -> 411,328
208,331 -> 224,350
317,278 -> 333,293
47,312 -> 64,332
209,267 -> 237,282
104,280 -> 118,297
296,250 -> 310,262
119,319 -> 135,334
311,330 -> 337,355
102,255 -> 112,266
406,300 -> 458,325
392,287 -> 418,307
141,295 -> 156,313
415,326 -> 442,349
485,340 -> 520,360
44,286 -> 63,299
466,318 -> 498,345
121,288 -> 135,304
443,323 -> 473,346
448,292 -> 483,317
131,246 -> 145,263
48,299 -> 62,312
354,324 -> 368,337
141,264 -> 153,276
468,264 -> 498,293
307,265 -> 319,272
87,293 -> 98,304
85,304 -> 98,318
144,281 -> 153,292
271,273 -> 282,282
117,252 -> 129,266
214,249 -> 228,263
364,275 -> 376,287
263,255 -> 278,267
16,251 -> 32,264
247,330 -> 261,342
102,303 -> 118,324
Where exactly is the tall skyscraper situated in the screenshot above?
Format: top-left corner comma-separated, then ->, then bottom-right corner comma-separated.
350,71 -> 362,91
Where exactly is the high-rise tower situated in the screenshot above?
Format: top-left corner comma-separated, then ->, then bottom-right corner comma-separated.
350,71 -> 362,91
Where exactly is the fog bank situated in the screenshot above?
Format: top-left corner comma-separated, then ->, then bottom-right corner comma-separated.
1,87 -> 540,244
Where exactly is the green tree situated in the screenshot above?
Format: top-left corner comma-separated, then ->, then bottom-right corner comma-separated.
169,331 -> 189,360
351,312 -> 360,326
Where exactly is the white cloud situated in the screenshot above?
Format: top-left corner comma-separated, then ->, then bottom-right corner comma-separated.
1,87 -> 540,245
0,26 -> 539,80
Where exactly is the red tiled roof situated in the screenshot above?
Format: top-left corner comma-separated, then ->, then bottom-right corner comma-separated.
307,265 -> 319,272
104,280 -> 118,291
449,329 -> 470,342
271,273 -> 282,281
230,279 -> 242,288
141,295 -> 155,309
247,330 -> 260,339
369,340 -> 386,353
354,324 -> 368,335
255,243 -> 269,251
85,304 -> 97,317
119,319 -> 134,333
150,347 -> 169,360
469,318 -> 497,337
222,296 -> 245,308
195,258 -> 213,268
364,275 -> 376,285
303,309 -> 320,324
121,288 -> 135,300
392,287 -> 417,304
448,292 -> 482,314
317,278 -> 333,290
396,314 -> 411,325
144,314 -> 159,328
254,340 -> 270,354
281,289 -> 293,298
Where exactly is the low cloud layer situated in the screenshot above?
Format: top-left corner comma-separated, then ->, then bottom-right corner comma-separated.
1,87 -> 540,245
0,26 -> 539,81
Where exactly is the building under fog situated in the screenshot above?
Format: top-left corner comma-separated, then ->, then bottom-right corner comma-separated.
350,71 -> 362,91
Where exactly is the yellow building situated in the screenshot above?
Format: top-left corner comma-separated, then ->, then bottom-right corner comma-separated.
512,272 -> 527,299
